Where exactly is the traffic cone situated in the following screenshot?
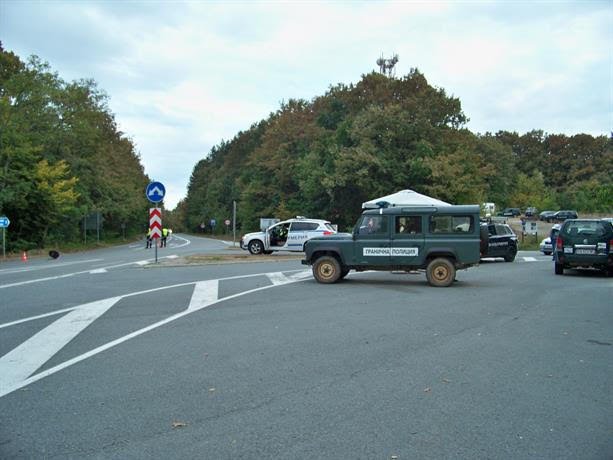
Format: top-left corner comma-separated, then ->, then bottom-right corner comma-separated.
21,251 -> 28,262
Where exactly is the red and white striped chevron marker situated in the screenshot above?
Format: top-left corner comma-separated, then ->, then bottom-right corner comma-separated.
149,208 -> 162,239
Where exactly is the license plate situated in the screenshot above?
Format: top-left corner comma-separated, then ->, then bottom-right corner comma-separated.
564,247 -> 573,254
575,249 -> 595,255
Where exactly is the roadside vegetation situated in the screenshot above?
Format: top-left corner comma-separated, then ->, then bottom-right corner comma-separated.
176,72 -> 611,234
1,44 -> 610,253
0,44 -> 150,253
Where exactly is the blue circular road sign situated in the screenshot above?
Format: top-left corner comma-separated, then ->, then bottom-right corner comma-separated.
146,182 -> 166,203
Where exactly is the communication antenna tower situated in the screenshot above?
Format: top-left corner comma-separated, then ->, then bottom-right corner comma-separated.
376,53 -> 399,77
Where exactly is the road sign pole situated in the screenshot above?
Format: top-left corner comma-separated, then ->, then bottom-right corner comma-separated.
155,205 -> 158,263
233,200 -> 237,247
2,228 -> 5,261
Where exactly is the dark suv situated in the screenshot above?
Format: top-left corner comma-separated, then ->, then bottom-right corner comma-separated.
302,205 -> 482,287
500,208 -> 521,217
551,210 -> 578,222
480,223 -> 518,262
553,219 -> 613,276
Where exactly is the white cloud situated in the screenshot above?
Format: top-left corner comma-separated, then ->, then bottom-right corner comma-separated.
2,0 -> 611,207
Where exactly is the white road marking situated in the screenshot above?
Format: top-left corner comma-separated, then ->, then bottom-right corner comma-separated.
166,255 -> 178,259
0,297 -> 120,395
266,272 -> 294,285
0,272 -> 77,289
0,307 -> 78,330
0,257 -> 163,289
0,270 -> 310,398
187,280 -> 219,311
0,259 -> 104,275
90,268 -> 108,274
169,235 -> 191,248
523,257 -> 537,262
288,270 -> 313,280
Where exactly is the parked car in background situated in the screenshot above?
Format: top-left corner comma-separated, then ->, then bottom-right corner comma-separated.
551,210 -> 578,222
539,210 -> 556,221
539,223 -> 561,255
524,207 -> 538,218
499,207 -> 521,217
553,219 -> 613,275
480,222 -> 518,262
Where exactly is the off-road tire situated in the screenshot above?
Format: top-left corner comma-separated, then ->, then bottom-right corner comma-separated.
426,257 -> 456,287
504,247 -> 517,263
313,256 -> 341,284
248,240 -> 264,255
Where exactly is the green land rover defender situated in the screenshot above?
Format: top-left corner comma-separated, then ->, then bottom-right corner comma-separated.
302,205 -> 482,287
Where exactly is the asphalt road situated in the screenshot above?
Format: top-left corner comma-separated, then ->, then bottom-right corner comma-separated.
0,239 -> 611,459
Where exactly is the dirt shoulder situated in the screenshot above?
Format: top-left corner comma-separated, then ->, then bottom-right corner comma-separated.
151,253 -> 303,267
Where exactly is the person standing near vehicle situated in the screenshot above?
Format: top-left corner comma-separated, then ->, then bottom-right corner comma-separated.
146,228 -> 152,249
549,225 -> 560,260
161,227 -> 169,247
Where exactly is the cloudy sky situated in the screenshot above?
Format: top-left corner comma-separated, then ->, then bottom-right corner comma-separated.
1,0 -> 611,208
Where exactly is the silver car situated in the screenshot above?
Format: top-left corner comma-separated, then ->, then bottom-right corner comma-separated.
539,224 -> 561,255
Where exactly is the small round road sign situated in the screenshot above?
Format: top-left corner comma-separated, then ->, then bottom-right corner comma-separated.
225,219 -> 231,226
146,182 -> 166,203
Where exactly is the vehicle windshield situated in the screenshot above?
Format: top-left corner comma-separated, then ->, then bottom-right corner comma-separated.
563,221 -> 607,236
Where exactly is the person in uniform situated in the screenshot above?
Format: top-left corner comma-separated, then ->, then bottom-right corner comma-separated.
161,227 -> 169,247
146,228 -> 152,249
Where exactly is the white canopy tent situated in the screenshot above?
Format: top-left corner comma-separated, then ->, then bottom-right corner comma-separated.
362,189 -> 450,209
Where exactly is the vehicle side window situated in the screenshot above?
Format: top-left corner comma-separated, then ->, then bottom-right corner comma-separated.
430,215 -> 473,233
290,222 -> 318,231
495,224 -> 511,235
358,215 -> 388,235
395,216 -> 422,234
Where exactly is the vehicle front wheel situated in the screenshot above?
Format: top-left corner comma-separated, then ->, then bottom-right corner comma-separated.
248,240 -> 264,255
426,258 -> 456,287
313,256 -> 341,284
554,262 -> 564,275
504,247 -> 517,262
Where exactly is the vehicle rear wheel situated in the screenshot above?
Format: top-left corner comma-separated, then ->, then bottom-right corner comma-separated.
313,256 -> 341,284
248,240 -> 264,255
554,262 -> 564,275
426,258 -> 455,287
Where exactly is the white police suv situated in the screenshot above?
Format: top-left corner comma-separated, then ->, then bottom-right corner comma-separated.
240,217 -> 337,255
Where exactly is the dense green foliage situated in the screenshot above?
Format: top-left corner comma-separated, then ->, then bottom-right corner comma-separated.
2,43 -> 609,246
182,71 -> 612,233
0,45 -> 150,251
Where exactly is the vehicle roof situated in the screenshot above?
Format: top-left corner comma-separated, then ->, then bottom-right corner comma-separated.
362,204 -> 480,216
481,222 -> 511,227
562,218 -> 605,222
278,217 -> 330,224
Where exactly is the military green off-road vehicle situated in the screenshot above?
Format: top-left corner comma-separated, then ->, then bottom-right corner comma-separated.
302,205 -> 481,287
